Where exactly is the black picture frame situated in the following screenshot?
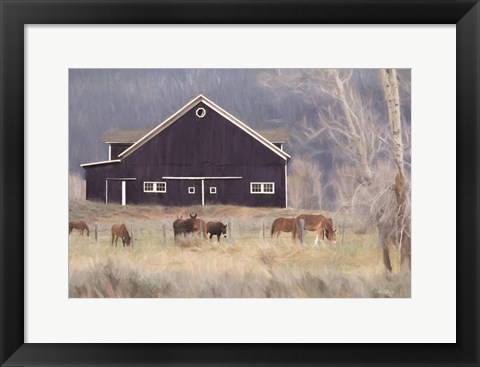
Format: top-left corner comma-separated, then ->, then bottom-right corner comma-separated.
1,1 -> 478,366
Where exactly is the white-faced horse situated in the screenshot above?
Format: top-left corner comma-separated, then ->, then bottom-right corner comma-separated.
292,214 -> 337,246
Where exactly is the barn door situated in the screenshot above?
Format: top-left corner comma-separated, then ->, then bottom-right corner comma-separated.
204,179 -> 220,205
106,180 -> 121,204
106,179 -> 128,205
185,180 -> 202,206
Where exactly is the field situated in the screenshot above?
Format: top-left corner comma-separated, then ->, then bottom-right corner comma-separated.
69,200 -> 410,298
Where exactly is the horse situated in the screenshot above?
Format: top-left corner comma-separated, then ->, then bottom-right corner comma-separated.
206,221 -> 227,242
111,223 -> 131,247
270,217 -> 295,238
69,220 -> 90,236
173,213 -> 197,238
193,218 -> 208,239
292,214 -> 337,246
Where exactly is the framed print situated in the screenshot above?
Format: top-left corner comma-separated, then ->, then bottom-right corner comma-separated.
1,0 -> 478,366
67,68 -> 412,299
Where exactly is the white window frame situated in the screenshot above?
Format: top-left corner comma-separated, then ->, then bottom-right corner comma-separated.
250,182 -> 275,194
196,107 -> 206,118
143,181 -> 167,193
188,186 -> 196,194
210,186 -> 217,194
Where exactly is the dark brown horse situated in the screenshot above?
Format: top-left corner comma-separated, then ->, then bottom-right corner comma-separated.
293,214 -> 337,246
206,221 -> 227,242
69,220 -> 90,236
193,218 -> 208,239
270,217 -> 295,238
173,213 -> 197,238
111,223 -> 131,247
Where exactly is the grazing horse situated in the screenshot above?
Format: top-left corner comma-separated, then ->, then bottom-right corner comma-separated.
173,213 -> 197,238
293,214 -> 337,246
193,218 -> 208,239
206,221 -> 227,242
270,217 -> 295,238
69,220 -> 90,236
111,223 -> 131,247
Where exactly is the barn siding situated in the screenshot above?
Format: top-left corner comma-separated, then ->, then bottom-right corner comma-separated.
84,102 -> 288,207
110,143 -> 132,159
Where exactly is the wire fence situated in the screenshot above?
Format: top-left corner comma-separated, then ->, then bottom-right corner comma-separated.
69,217 -> 311,247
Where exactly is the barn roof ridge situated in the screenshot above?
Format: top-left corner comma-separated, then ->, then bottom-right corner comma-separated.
117,94 -> 291,161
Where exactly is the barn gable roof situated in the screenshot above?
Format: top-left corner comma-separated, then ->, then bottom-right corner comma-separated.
117,95 -> 291,161
256,127 -> 290,144
101,130 -> 147,144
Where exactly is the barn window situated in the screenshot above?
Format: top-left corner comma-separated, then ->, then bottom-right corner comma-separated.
251,183 -> 262,193
144,181 -> 166,193
157,182 -> 166,192
196,107 -> 206,118
188,187 -> 195,194
210,187 -> 217,194
144,182 -> 154,192
263,183 -> 274,193
250,182 -> 275,194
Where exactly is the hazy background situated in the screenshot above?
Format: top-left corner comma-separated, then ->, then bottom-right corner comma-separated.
69,69 -> 411,210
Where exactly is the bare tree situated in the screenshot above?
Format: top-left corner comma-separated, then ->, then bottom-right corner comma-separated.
260,69 -> 411,272
379,69 -> 411,271
288,158 -> 323,209
328,70 -> 374,183
69,173 -> 86,200
259,69 -> 391,184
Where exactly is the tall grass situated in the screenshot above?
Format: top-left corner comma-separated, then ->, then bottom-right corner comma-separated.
69,201 -> 410,298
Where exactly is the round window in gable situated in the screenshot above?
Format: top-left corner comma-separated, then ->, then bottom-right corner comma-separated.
196,107 -> 206,118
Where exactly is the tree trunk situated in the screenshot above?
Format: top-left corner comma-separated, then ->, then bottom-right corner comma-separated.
380,69 -> 411,271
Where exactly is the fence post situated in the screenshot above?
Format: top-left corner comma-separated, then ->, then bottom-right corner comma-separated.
162,223 -> 167,247
341,216 -> 346,245
262,220 -> 265,241
299,219 -> 305,246
199,221 -> 204,239
228,218 -> 233,244
94,223 -> 99,245
130,223 -> 134,248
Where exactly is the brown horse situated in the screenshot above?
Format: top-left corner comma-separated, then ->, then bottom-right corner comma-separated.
293,214 -> 337,246
111,223 -> 131,247
193,218 -> 208,239
173,213 -> 197,238
270,217 -> 295,238
69,220 -> 90,236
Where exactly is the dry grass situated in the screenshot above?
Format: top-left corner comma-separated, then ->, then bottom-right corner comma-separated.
68,200 -> 410,298
69,199 -> 303,222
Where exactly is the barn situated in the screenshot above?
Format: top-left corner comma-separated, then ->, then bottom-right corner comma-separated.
81,95 -> 291,207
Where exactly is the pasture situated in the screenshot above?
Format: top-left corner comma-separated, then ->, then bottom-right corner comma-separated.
68,200 -> 410,298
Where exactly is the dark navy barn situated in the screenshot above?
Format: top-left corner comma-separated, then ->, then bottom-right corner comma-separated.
82,95 -> 291,207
